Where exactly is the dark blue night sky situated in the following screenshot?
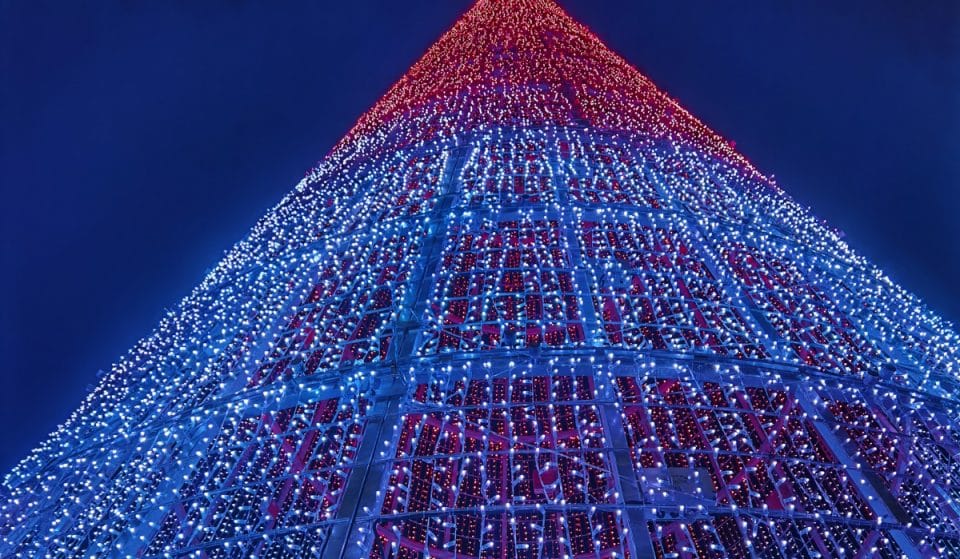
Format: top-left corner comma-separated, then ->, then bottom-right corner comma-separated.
1,1 -> 957,472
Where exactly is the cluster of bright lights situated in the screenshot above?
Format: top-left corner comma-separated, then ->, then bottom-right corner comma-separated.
2,0 -> 958,557
370,367 -> 629,559
578,212 -> 767,359
621,373 -> 886,556
420,212 -> 587,353
143,393 -> 368,556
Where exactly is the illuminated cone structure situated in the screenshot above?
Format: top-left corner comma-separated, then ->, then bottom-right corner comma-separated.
4,0 -> 960,557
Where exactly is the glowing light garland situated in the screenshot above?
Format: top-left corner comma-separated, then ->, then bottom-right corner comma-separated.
2,0 -> 958,557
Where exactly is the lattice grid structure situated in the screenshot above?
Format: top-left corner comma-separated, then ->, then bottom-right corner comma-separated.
3,0 -> 958,558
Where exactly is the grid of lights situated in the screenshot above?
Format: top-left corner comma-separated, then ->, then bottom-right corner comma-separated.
2,0 -> 958,558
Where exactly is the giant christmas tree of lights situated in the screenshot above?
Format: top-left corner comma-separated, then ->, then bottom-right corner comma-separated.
3,1 -> 959,557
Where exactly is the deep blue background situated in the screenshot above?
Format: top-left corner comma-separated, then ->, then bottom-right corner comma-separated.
1,1 -> 957,472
